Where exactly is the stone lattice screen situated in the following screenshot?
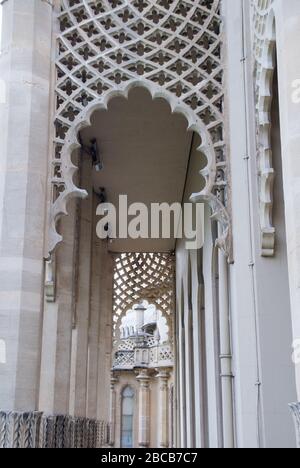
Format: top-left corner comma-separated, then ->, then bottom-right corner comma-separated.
55,0 -> 223,138
49,0 -> 231,257
112,252 -> 175,342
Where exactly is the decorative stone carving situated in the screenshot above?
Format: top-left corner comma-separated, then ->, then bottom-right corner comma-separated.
47,0 -> 231,258
252,0 -> 276,256
0,411 -> 43,449
290,403 -> 300,449
0,411 -> 109,448
113,344 -> 174,370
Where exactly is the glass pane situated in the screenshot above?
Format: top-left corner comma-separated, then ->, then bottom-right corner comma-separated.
122,415 -> 133,431
121,387 -> 134,448
121,431 -> 133,449
123,397 -> 134,416
123,386 -> 134,398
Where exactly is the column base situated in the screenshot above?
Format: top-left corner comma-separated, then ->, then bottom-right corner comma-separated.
289,403 -> 300,448
0,411 -> 110,448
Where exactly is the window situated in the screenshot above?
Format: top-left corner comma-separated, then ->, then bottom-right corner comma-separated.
121,386 -> 134,448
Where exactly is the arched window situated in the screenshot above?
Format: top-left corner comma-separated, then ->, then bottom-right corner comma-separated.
121,386 -> 134,448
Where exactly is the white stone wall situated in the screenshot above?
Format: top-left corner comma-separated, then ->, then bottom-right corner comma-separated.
0,0 -> 53,411
225,0 -> 296,448
274,0 -> 300,399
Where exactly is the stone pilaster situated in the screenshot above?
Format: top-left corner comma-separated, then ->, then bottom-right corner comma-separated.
109,373 -> 119,447
0,0 -> 53,411
156,369 -> 170,448
136,369 -> 151,448
71,157 -> 94,417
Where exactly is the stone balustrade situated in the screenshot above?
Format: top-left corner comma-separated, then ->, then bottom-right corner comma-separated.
0,411 -> 110,449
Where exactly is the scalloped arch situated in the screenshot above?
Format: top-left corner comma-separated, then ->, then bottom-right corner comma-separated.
48,0 -> 230,257
48,80 -> 230,255
114,302 -> 171,350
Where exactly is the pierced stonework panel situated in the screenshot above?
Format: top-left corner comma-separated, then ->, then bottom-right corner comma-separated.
113,253 -> 174,336
49,0 -> 230,256
252,0 -> 276,256
112,253 -> 175,369
113,252 -> 175,322
56,0 -> 223,129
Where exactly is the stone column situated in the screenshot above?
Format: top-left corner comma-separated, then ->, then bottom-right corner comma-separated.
156,369 -> 170,448
71,157 -> 94,417
275,0 -> 300,399
96,244 -> 114,423
0,0 -> 53,411
109,374 -> 119,447
86,194 -> 102,419
136,369 -> 151,448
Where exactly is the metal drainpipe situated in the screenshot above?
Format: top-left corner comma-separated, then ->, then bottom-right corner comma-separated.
241,0 -> 263,447
218,227 -> 235,448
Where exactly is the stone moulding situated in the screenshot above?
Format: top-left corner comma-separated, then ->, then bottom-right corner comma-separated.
47,0 -> 231,259
252,0 -> 276,256
0,411 -> 110,449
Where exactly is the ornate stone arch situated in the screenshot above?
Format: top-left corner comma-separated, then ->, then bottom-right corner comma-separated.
48,0 -> 230,257
119,383 -> 137,404
252,0 -> 276,256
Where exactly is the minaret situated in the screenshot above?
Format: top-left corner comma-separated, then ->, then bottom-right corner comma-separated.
135,302 -> 147,336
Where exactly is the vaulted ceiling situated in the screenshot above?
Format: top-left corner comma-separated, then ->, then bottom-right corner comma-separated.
80,87 -> 204,253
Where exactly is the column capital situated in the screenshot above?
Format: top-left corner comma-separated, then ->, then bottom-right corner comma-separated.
156,368 -> 171,380
136,369 -> 151,387
110,372 -> 119,389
